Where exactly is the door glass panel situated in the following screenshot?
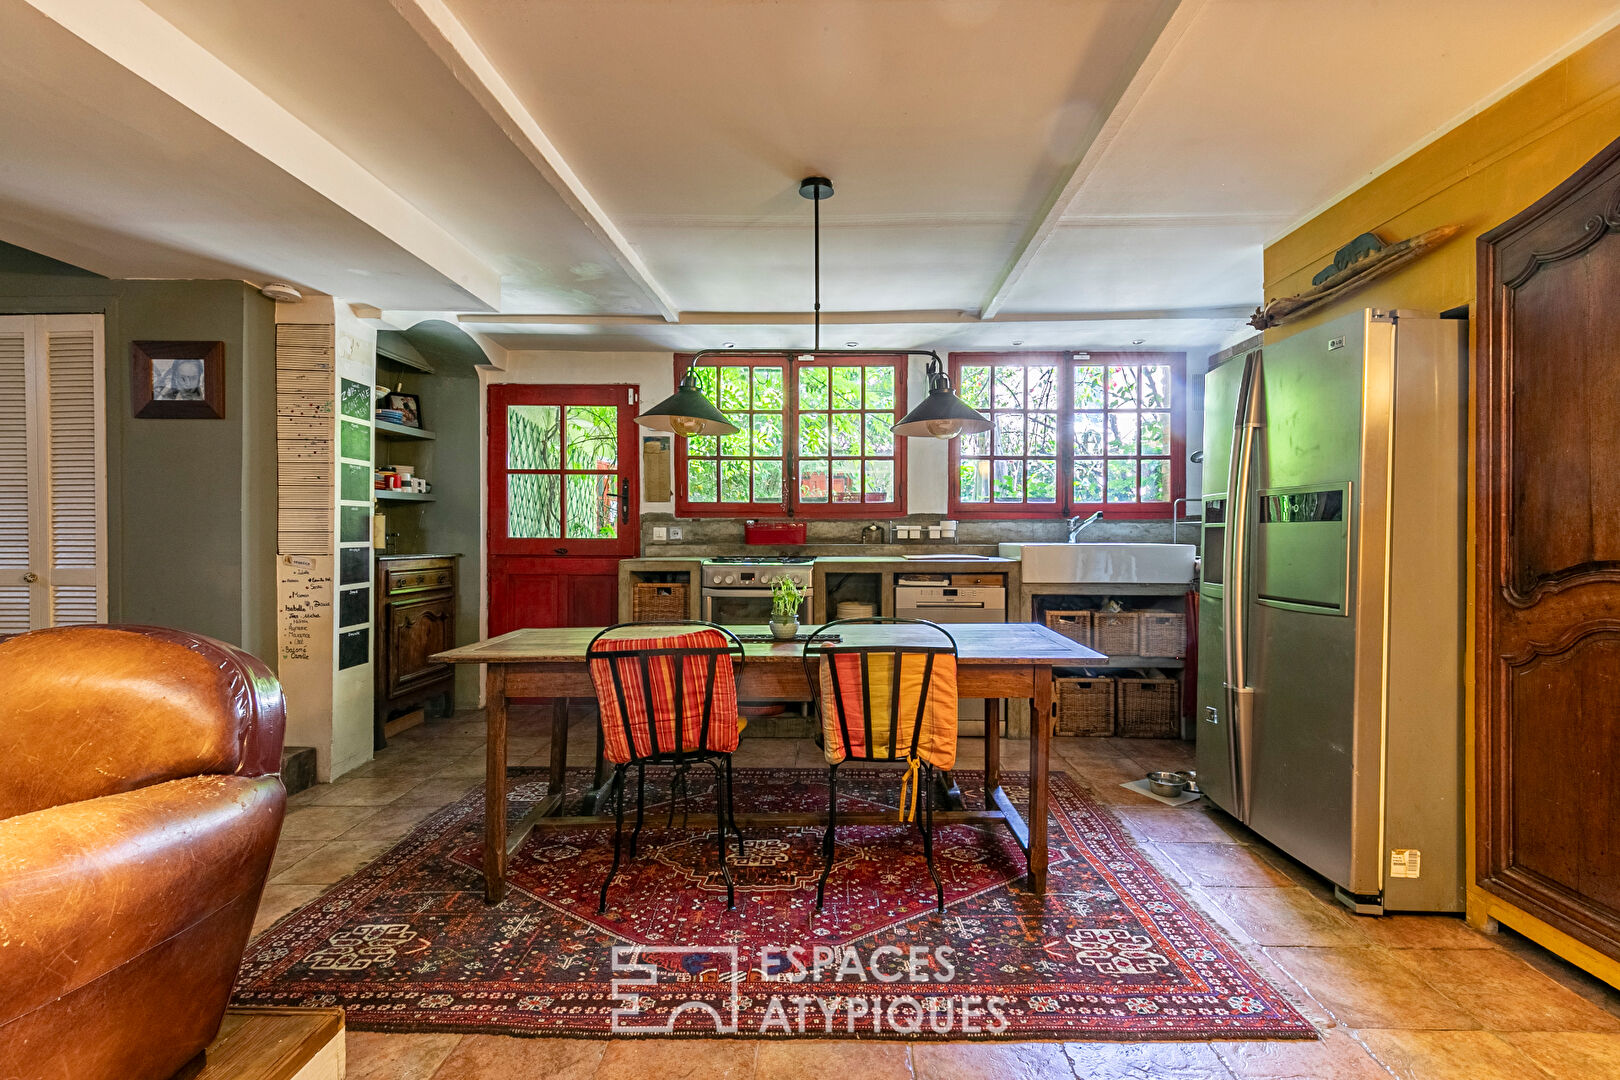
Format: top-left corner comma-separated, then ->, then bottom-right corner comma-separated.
564,405 -> 618,468
507,406 -> 560,469
565,474 -> 616,538
508,474 -> 561,537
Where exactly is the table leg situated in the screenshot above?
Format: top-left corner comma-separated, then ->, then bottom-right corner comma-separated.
548,696 -> 569,809
1028,669 -> 1051,895
984,699 -> 1002,806
483,665 -> 508,904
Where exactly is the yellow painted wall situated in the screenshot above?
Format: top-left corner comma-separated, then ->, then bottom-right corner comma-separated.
1261,26 -> 1620,989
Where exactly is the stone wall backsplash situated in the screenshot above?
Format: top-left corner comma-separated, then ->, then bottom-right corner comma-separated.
639,512 -> 1191,556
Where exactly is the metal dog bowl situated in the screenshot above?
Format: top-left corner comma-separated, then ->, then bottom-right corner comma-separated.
1146,771 -> 1188,797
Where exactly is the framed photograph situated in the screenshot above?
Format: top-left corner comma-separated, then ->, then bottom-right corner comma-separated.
131,341 -> 225,419
383,392 -> 422,429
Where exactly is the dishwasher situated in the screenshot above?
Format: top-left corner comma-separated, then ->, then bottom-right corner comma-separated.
894,578 -> 1007,734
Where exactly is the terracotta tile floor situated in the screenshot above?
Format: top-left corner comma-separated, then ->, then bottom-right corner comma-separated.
258,709 -> 1620,1079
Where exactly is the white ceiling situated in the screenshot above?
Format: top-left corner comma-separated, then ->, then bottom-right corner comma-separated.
5,0 -> 1619,352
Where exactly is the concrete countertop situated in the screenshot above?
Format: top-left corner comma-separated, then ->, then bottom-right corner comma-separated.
812,556 -> 1018,571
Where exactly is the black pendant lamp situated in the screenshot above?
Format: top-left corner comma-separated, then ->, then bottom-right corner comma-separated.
635,368 -> 739,436
894,357 -> 992,439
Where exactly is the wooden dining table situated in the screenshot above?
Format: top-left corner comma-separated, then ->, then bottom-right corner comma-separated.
433,622 -> 1103,904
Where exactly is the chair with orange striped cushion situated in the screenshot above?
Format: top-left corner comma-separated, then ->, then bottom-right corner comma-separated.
803,617 -> 960,912
586,622 -> 747,912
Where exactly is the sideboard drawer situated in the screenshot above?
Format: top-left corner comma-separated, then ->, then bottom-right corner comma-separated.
385,563 -> 454,595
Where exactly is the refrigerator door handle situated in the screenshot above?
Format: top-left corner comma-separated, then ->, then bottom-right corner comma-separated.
1222,352 -> 1263,821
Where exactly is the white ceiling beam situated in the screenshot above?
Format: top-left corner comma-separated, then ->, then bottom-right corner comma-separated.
979,0 -> 1208,319
391,0 -> 681,323
459,305 -> 1253,327
20,0 -> 503,310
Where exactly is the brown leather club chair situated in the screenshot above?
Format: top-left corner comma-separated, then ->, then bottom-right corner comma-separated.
0,625 -> 288,1080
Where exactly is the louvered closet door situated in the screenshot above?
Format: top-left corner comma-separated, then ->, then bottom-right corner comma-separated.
0,314 -> 105,632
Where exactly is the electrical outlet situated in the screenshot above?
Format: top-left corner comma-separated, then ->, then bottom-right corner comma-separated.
668,526 -> 684,540
652,526 -> 667,542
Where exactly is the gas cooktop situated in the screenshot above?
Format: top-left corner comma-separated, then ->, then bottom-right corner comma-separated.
702,556 -> 815,565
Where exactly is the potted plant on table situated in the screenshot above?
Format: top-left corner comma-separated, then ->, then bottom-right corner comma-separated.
770,576 -> 804,641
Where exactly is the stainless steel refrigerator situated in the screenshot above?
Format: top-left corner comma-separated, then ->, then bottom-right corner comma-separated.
1196,309 -> 1465,914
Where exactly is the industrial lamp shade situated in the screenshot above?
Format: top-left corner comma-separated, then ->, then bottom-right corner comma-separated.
635,371 -> 739,436
893,361 -> 992,439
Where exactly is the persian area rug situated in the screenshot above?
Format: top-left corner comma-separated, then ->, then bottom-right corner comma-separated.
235,767 -> 1314,1041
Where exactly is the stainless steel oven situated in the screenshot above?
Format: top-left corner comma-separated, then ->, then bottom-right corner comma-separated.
700,557 -> 813,626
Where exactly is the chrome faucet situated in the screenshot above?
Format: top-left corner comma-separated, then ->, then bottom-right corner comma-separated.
1067,511 -> 1103,542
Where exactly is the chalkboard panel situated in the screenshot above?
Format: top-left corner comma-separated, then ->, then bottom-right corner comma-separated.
338,628 -> 369,670
339,586 -> 369,628
340,546 -> 370,586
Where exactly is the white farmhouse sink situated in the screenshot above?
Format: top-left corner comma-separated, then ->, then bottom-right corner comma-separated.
998,542 -> 1197,584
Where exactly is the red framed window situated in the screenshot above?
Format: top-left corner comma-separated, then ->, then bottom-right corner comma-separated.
949,351 -> 1185,520
674,353 -> 907,518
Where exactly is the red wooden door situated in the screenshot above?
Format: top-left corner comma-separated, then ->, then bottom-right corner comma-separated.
488,384 -> 640,634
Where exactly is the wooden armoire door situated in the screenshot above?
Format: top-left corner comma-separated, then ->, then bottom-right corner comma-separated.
1477,136 -> 1620,961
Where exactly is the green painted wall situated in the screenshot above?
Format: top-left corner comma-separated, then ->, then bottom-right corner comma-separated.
0,258 -> 278,661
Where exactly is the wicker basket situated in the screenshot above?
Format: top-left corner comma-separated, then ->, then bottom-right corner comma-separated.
1044,610 -> 1092,648
1092,611 -> 1141,657
632,582 -> 688,622
1055,673 -> 1114,736
1117,670 -> 1180,738
1139,611 -> 1187,658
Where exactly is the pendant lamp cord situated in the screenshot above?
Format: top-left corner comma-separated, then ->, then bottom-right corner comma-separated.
813,191 -> 821,352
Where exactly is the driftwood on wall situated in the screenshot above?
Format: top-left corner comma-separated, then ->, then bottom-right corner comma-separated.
1250,225 -> 1462,329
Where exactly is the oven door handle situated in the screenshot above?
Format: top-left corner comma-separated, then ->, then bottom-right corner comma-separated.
703,587 -> 815,599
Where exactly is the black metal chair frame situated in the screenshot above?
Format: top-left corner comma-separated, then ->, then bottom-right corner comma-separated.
586,621 -> 747,913
802,617 -> 960,913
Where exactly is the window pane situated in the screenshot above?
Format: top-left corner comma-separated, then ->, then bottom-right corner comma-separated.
799,459 -> 829,502
566,474 -> 616,538
1106,459 -> 1136,503
507,474 -> 560,537
507,405 -> 560,469
864,459 -> 894,502
959,459 -> 990,503
831,412 -> 862,456
688,459 -> 717,501
959,427 -> 990,456
564,405 -> 618,469
720,366 -> 750,411
994,412 -> 1024,456
993,366 -> 1023,409
1074,366 -> 1105,410
1028,365 -> 1058,410
1140,411 -> 1170,455
831,366 -> 862,409
993,459 -> 1024,502
720,459 -> 750,502
1028,459 -> 1057,503
754,459 -> 783,502
865,366 -> 895,410
1140,459 -> 1169,502
720,413 -> 751,457
831,459 -> 862,503
1073,459 -> 1104,504
1141,365 -> 1171,409
864,413 -> 895,457
1106,412 -> 1138,457
688,434 -> 716,457
753,366 -> 785,410
800,412 -> 829,456
1108,365 -> 1139,409
799,366 -> 828,409
1028,412 -> 1057,456
692,366 -> 718,400
959,366 -> 991,409
753,412 -> 783,456
1074,412 -> 1104,455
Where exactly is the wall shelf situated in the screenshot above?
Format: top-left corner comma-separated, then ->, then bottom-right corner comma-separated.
376,491 -> 435,503
375,419 -> 436,441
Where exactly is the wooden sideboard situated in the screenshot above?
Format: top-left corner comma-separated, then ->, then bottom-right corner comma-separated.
374,554 -> 459,744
